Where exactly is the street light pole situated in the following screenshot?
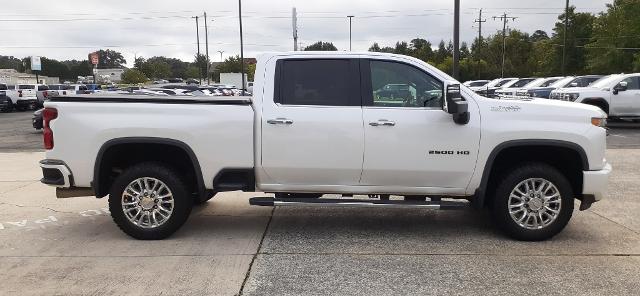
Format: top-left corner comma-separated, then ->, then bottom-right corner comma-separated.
347,15 -> 354,51
204,12 -> 210,85
452,0 -> 460,80
192,16 -> 201,84
217,50 -> 224,62
239,0 -> 246,95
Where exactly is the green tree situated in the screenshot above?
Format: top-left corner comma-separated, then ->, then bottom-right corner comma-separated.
586,0 -> 640,73
94,49 -> 127,68
304,41 -> 338,51
184,66 -> 201,79
550,6 -> 596,75
121,69 -> 148,84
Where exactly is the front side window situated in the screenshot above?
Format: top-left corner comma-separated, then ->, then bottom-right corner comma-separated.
510,79 -> 536,88
621,77 -> 640,90
278,59 -> 356,106
369,60 -> 443,108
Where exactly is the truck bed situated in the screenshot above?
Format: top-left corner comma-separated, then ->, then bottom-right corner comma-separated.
44,94 -> 255,190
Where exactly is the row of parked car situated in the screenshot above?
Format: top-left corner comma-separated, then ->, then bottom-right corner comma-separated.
2,82 -> 249,114
30,83 -> 249,129
464,73 -> 640,119
0,83 -> 103,113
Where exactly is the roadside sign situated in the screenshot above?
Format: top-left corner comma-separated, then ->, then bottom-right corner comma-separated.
90,52 -> 99,65
31,56 -> 41,71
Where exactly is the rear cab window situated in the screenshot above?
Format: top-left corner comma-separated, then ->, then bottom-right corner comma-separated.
18,85 -> 35,90
275,59 -> 360,106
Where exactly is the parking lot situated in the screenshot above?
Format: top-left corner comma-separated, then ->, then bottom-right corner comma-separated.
1,111 -> 640,295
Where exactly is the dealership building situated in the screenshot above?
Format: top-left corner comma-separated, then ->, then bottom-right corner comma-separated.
0,69 -> 59,85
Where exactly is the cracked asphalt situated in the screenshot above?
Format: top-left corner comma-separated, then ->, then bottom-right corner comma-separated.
1,112 -> 639,295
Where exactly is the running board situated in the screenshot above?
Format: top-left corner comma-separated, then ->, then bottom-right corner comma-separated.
249,197 -> 468,210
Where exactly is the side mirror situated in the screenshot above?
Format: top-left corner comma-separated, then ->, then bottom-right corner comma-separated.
443,82 -> 470,125
613,81 -> 628,95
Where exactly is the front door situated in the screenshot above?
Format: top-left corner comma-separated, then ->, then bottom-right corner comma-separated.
612,76 -> 640,116
260,58 -> 365,186
359,59 -> 480,191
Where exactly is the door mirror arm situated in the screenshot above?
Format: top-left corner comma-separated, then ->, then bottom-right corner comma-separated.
443,82 -> 470,125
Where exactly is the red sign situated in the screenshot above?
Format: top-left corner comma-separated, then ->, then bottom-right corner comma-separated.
90,52 -> 99,65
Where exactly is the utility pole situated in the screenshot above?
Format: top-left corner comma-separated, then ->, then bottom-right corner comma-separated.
562,0 -> 569,75
217,50 -> 224,62
474,9 -> 486,78
493,13 -> 517,78
347,15 -> 354,51
292,7 -> 298,51
239,0 -> 246,95
192,15 -> 202,84
204,12 -> 210,85
452,0 -> 460,80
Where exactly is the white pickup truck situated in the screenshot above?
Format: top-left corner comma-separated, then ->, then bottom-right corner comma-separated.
551,73 -> 640,120
39,52 -> 611,241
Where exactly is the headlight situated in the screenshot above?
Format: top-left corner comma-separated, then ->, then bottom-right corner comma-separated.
566,93 -> 580,101
591,117 -> 606,127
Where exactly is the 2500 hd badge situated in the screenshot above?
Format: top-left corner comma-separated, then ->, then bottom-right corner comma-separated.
429,150 -> 470,155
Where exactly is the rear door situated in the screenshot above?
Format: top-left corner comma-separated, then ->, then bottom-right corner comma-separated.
359,58 -> 480,191
260,58 -> 365,186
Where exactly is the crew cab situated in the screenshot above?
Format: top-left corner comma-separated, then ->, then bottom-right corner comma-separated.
6,84 -> 45,111
39,52 -> 611,241
551,73 -> 640,120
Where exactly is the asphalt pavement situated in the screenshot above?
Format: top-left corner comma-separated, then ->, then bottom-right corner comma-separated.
0,111 -> 639,295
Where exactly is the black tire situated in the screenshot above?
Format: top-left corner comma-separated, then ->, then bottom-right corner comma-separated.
275,192 -> 322,199
108,162 -> 193,240
491,163 -> 574,241
1,101 -> 13,113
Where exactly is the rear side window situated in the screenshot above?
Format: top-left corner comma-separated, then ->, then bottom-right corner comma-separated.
38,85 -> 49,91
19,85 -> 35,90
276,59 -> 358,106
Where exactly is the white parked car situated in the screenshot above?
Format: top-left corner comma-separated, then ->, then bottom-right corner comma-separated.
474,77 -> 517,97
494,78 -> 538,98
463,80 -> 490,91
40,52 -> 610,242
551,73 -> 640,120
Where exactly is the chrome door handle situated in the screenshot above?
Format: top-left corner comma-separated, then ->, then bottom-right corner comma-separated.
369,119 -> 396,127
267,118 -> 294,125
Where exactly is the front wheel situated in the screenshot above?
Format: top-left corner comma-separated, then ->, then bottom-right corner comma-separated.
108,162 -> 193,240
492,163 -> 574,241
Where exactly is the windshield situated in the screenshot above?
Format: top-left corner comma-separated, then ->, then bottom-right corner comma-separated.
508,79 -> 536,88
590,75 -> 620,88
467,81 -> 488,87
550,77 -> 575,88
522,78 -> 545,88
539,78 -> 560,87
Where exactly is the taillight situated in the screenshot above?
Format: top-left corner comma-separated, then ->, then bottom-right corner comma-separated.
43,91 -> 48,98
43,108 -> 58,150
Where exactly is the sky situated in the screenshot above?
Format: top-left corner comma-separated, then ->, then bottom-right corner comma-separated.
0,0 -> 611,67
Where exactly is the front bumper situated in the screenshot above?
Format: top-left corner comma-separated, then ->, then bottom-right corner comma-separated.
39,159 -> 73,188
582,162 -> 612,203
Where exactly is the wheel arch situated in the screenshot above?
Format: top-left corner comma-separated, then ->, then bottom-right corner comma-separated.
93,137 -> 205,199
474,139 -> 588,208
580,97 -> 609,114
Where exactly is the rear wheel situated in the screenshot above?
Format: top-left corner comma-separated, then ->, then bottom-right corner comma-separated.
108,162 -> 193,240
492,163 -> 574,241
1,101 -> 13,113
